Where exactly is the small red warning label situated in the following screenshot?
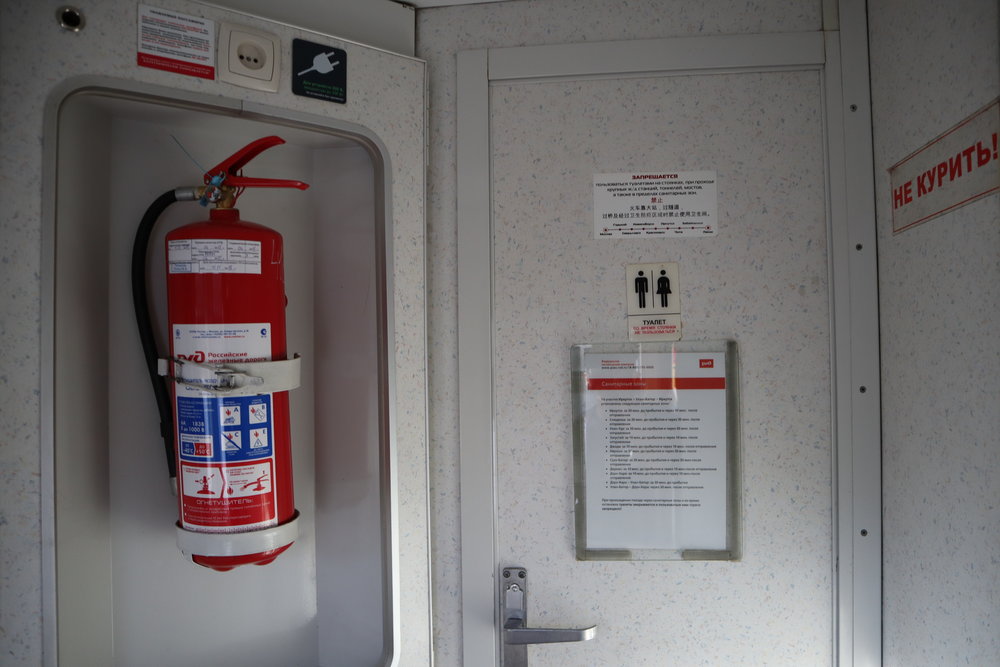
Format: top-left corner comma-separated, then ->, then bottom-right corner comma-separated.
137,5 -> 216,80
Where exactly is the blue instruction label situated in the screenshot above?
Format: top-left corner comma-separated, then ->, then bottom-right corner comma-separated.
177,394 -> 273,463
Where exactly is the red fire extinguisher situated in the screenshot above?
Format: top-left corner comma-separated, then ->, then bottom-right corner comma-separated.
132,136 -> 308,571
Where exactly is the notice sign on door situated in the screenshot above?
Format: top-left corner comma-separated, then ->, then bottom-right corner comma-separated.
137,4 -> 215,80
594,171 -> 718,238
889,98 -> 999,234
572,342 -> 740,560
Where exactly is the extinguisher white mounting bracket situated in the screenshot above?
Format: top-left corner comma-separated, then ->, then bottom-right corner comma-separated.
158,354 -> 302,396
176,510 -> 300,558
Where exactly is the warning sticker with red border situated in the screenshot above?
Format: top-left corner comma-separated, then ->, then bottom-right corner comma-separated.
889,98 -> 999,233
179,460 -> 277,532
137,4 -> 216,80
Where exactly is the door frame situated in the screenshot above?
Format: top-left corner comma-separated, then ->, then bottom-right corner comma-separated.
456,4 -> 881,664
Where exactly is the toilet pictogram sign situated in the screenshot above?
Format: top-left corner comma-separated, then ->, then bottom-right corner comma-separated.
626,262 -> 681,341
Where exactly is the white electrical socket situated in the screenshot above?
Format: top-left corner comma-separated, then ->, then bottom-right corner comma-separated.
218,23 -> 280,92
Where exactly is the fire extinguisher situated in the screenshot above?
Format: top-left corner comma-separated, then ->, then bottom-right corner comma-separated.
132,136 -> 308,571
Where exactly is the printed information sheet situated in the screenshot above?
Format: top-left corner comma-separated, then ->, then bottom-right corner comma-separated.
593,171 -> 718,238
573,344 -> 736,556
137,4 -> 215,79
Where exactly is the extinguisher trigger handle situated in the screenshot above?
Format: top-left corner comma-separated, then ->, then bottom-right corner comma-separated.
205,136 -> 284,178
162,355 -> 302,396
203,136 -> 310,191
223,176 -> 310,191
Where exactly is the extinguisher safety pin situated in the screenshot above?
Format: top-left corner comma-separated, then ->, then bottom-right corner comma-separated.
199,175 -> 227,206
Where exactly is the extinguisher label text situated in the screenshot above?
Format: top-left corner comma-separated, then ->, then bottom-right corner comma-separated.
177,396 -> 273,462
173,322 -> 279,531
177,395 -> 277,531
168,238 -> 261,274
179,461 -> 277,531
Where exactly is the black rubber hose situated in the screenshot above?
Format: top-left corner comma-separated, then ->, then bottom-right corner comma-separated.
131,189 -> 180,481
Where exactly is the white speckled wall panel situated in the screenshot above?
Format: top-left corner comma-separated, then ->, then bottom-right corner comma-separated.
0,1 -> 428,665
868,0 -> 999,664
417,1 -> 824,664
488,71 -> 830,666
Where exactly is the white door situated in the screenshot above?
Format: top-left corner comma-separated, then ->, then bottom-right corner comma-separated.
457,27 -> 881,667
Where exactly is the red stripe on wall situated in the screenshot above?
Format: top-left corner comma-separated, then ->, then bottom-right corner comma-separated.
587,377 -> 725,390
137,53 -> 215,80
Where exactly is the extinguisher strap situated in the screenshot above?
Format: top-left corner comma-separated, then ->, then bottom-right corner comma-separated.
176,510 -> 300,558
158,354 -> 302,396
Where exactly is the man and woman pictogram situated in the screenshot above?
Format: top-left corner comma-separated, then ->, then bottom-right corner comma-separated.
634,269 -> 671,308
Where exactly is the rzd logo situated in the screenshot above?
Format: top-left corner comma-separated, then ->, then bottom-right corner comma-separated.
699,359 -> 714,368
178,351 -> 206,363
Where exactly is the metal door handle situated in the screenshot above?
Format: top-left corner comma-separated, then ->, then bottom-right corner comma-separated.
500,566 -> 596,666
504,619 -> 597,645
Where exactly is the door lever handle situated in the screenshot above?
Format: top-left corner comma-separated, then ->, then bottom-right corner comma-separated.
500,566 -> 597,665
503,618 -> 597,645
